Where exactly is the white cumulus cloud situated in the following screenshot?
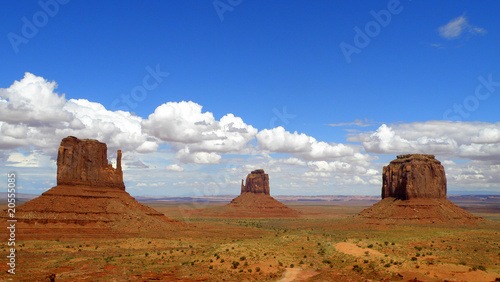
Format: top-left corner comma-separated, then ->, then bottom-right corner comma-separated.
2,74 -> 499,195
0,72 -> 72,124
256,126 -> 356,160
143,101 -> 257,164
0,73 -> 159,154
166,164 -> 184,172
175,148 -> 222,164
350,121 -> 500,161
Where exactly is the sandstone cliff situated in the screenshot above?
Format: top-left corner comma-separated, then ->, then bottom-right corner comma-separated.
2,136 -> 179,239
228,169 -> 299,218
57,136 -> 125,189
382,154 -> 446,200
359,154 -> 481,224
241,169 -> 270,195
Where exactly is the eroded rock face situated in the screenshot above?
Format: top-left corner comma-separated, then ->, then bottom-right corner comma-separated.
241,169 -> 270,195
228,169 -> 299,217
382,154 -> 446,200
57,136 -> 125,189
0,136 -> 180,240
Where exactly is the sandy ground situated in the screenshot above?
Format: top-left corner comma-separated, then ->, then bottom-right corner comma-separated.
1,200 -> 499,281
334,242 -> 385,257
278,268 -> 319,281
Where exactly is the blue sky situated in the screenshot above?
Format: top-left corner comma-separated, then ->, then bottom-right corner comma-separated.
1,1 -> 499,196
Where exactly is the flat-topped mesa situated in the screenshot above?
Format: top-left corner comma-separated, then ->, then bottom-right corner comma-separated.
241,169 -> 270,195
57,136 -> 125,189
382,154 -> 446,200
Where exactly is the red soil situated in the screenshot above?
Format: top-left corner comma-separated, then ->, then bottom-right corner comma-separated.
358,197 -> 483,224
1,185 -> 182,240
225,192 -> 301,218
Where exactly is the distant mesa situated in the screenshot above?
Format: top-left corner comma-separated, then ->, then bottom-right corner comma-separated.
358,154 -> 482,224
1,136 -> 179,240
227,169 -> 300,218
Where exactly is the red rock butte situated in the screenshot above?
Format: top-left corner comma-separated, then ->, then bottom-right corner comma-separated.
359,154 -> 481,224
1,136 -> 179,240
382,154 -> 447,200
241,169 -> 270,195
57,136 -> 125,189
226,169 -> 300,218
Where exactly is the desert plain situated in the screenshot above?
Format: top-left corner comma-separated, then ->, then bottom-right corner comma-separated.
1,195 -> 500,281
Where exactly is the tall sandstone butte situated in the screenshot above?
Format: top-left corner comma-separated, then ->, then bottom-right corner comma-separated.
359,154 -> 481,224
241,169 -> 270,195
382,154 -> 446,200
3,136 -> 179,239
57,136 -> 125,189
227,169 -> 299,218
